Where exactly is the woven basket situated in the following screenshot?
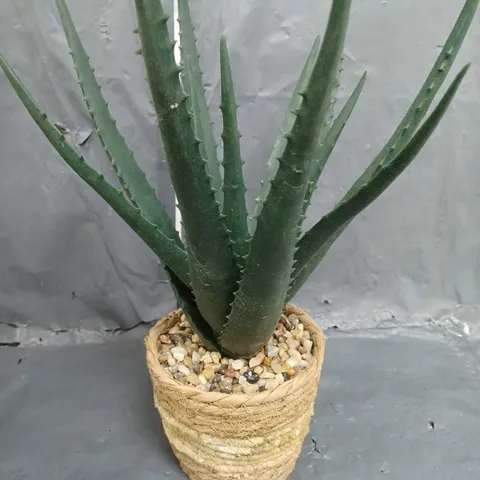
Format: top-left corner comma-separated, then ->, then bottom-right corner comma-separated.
145,304 -> 326,480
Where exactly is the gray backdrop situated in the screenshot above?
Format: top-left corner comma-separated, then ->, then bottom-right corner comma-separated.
1,1 -> 480,478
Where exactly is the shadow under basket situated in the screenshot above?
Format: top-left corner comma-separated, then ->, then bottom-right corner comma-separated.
145,304 -> 326,480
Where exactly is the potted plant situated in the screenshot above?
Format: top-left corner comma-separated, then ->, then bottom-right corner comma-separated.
1,0 -> 478,478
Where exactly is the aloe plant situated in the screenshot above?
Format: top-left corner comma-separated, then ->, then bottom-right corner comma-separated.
1,0 -> 477,357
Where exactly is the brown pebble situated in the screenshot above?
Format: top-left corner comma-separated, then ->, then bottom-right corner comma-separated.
225,367 -> 236,378
232,385 -> 243,394
191,334 -> 200,344
184,357 -> 192,368
203,367 -> 215,381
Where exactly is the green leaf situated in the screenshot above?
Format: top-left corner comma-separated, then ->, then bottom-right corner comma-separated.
164,267 -> 220,351
219,36 -> 250,267
301,71 -> 367,218
177,0 -> 223,206
288,64 -> 470,300
134,0 -> 237,336
0,52 -> 191,286
343,0 -> 479,203
247,35 -> 322,235
55,0 -> 182,247
220,0 -> 353,357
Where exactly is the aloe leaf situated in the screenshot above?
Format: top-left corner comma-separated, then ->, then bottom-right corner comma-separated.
177,0 -> 223,206
164,267 -> 220,351
247,35 -> 322,235
343,0 -> 478,202
301,72 -> 367,219
288,65 -> 470,300
219,36 -> 250,267
220,0 -> 352,357
134,0 -> 237,336
55,0 -> 182,247
0,53 -> 191,286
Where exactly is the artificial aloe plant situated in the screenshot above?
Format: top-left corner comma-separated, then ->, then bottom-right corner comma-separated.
0,0 -> 477,357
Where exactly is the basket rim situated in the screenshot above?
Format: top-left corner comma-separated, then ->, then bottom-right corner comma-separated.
145,303 -> 326,406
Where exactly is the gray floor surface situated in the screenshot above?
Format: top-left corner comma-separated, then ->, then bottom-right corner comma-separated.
1,327 -> 479,479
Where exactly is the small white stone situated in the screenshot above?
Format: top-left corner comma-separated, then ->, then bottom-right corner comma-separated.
243,383 -> 259,394
178,364 -> 191,376
198,374 -> 208,385
238,375 -> 247,385
169,326 -> 180,334
275,373 -> 285,384
299,360 -> 309,369
257,379 -> 266,388
191,334 -> 201,344
302,352 -> 312,361
286,338 -> 299,350
288,349 -> 302,361
201,352 -> 213,364
265,379 -> 280,390
271,362 -> 284,374
167,354 -> 176,367
211,352 -> 221,364
266,345 -> 279,358
286,357 -> 299,368
232,359 -> 246,371
171,346 -> 187,362
191,351 -> 201,364
248,355 -> 265,368
260,371 -> 275,379
302,339 -> 313,351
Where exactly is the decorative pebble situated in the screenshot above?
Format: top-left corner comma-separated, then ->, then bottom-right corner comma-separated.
232,359 -> 246,371
286,338 -> 299,350
288,349 -> 302,361
203,367 -> 215,381
286,357 -> 300,368
171,346 -> 187,362
201,352 -> 213,364
178,364 -> 191,376
271,362 -> 284,374
185,374 -> 200,385
288,314 -> 299,327
191,351 -> 201,364
266,345 -> 279,358
265,379 -> 280,390
211,352 -> 221,364
244,383 -> 259,394
170,333 -> 184,344
158,309 -> 315,394
232,385 -> 243,394
249,355 -> 264,369
244,370 -> 260,384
